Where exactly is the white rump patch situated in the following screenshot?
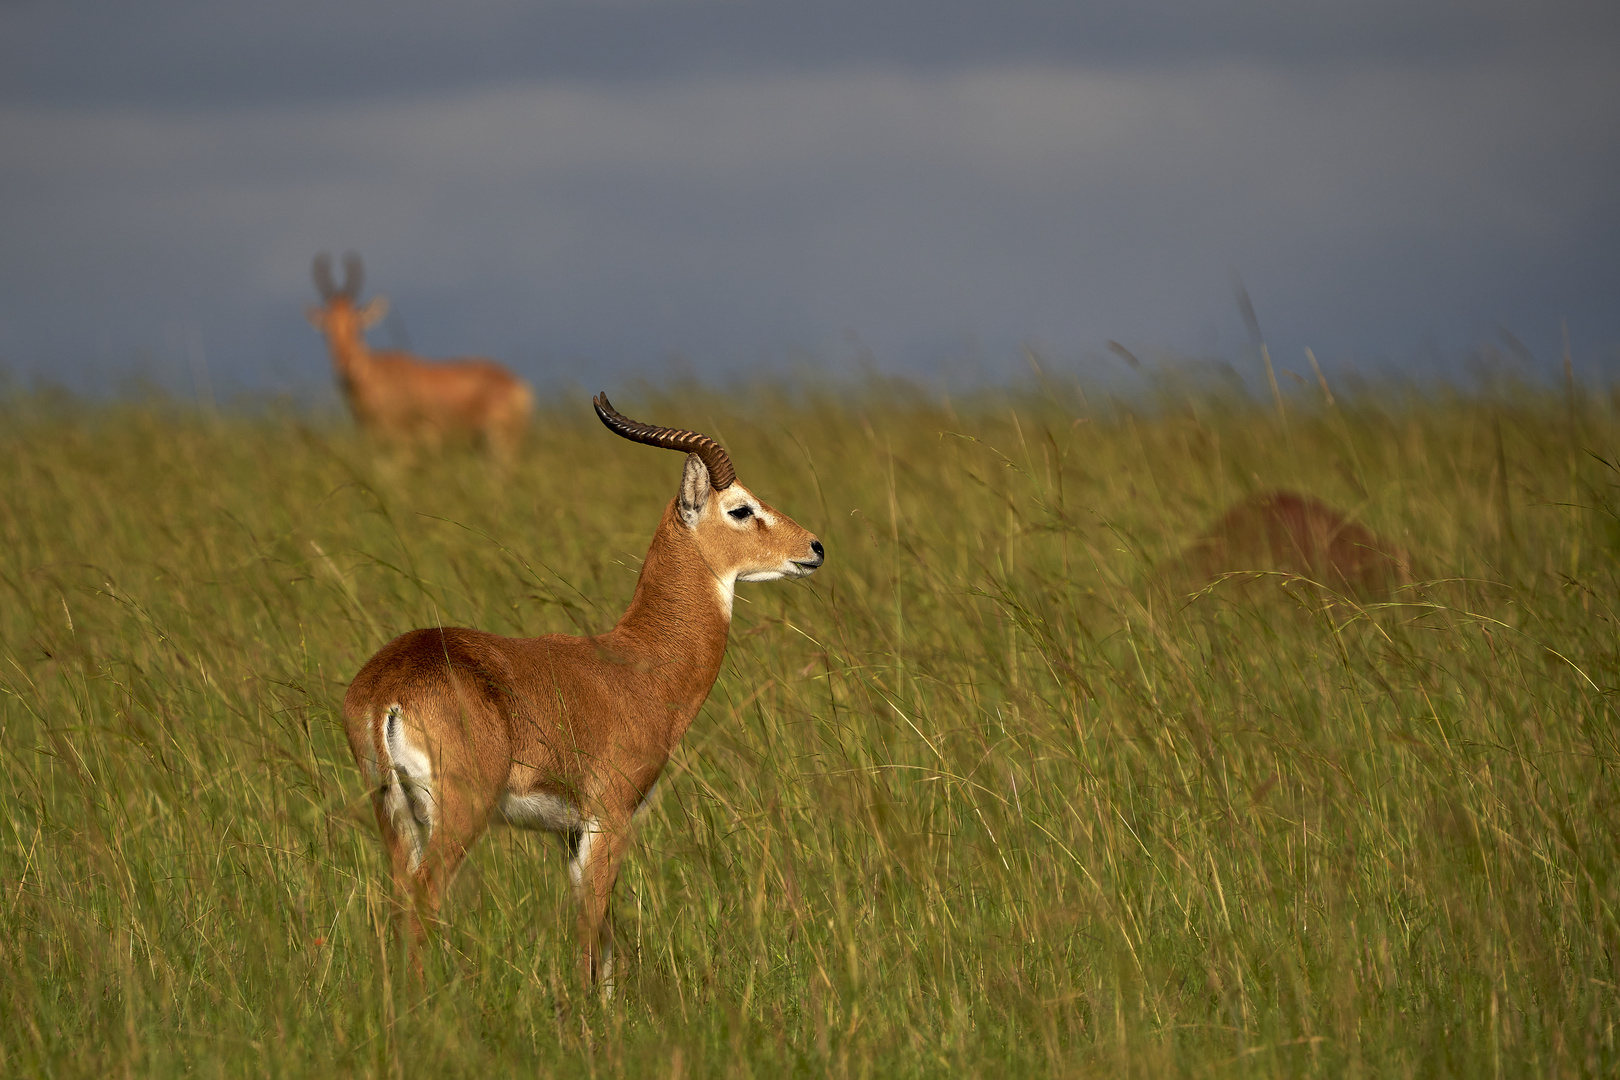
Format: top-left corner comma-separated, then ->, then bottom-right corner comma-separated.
381,704 -> 434,872
498,791 -> 583,832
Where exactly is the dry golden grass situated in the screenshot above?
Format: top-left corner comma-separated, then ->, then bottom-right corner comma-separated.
0,378 -> 1616,1076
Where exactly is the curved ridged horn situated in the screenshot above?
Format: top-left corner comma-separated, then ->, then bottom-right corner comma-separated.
593,392 -> 736,490
312,253 -> 337,300
341,252 -> 364,299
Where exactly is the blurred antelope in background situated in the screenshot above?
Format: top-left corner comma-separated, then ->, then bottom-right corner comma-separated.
343,394 -> 825,990
307,252 -> 533,460
1183,490 -> 1410,597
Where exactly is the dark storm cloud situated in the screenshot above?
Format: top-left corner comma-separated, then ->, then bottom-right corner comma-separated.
1,0 -> 1617,394
6,0 -> 1616,106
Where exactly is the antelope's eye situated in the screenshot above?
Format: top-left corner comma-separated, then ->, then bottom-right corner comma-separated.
728,505 -> 754,521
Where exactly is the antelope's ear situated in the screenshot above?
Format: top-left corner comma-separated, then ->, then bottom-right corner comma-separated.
305,305 -> 324,328
358,296 -> 390,328
677,453 -> 711,529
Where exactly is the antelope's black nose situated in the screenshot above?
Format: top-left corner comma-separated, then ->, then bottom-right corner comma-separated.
796,538 -> 826,572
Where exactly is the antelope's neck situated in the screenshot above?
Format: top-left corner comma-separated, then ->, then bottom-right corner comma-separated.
323,319 -> 373,377
610,501 -> 733,727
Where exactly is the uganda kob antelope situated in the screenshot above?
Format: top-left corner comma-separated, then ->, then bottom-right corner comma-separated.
343,395 -> 825,989
307,252 -> 533,460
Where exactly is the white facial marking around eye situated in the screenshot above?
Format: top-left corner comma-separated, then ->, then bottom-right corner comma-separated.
718,484 -> 777,528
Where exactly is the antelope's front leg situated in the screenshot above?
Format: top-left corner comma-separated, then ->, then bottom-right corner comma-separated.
569,815 -> 630,992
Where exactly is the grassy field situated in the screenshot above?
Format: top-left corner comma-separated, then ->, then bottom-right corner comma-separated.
0,376 -> 1616,1077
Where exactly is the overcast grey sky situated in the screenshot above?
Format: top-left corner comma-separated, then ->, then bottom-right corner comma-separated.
2,0 -> 1617,396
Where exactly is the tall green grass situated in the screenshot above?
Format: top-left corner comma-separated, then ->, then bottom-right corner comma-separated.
0,380 -> 1616,1077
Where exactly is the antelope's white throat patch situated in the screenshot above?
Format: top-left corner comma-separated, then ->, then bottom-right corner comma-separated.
714,574 -> 737,618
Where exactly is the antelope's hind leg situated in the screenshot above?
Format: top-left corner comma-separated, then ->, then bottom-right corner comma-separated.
371,705 -> 498,963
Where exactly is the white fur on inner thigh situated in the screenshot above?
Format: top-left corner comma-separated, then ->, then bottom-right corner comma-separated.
381,704 -> 434,872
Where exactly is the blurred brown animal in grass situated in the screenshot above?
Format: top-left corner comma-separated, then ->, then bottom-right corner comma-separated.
1180,490 -> 1411,598
307,253 -> 533,461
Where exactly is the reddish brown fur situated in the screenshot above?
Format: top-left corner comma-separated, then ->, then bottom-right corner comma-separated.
1184,490 -> 1409,596
307,262 -> 532,460
343,445 -> 822,988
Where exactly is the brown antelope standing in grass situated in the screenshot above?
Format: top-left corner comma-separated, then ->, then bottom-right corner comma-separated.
1183,490 -> 1410,597
307,252 -> 533,460
343,394 -> 825,990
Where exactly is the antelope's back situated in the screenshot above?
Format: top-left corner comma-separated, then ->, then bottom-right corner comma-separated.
343,627 -> 522,749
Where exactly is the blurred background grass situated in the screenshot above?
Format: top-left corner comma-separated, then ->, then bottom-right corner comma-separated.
0,376 -> 1616,1077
